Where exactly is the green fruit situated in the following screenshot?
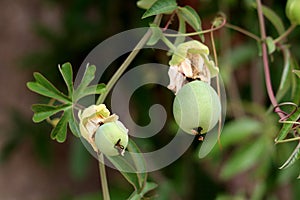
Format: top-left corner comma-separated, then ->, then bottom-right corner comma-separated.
95,121 -> 129,156
173,80 -> 221,134
286,0 -> 300,25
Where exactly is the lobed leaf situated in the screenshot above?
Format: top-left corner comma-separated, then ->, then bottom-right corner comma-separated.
74,64 -> 97,100
142,0 -> 177,19
58,62 -> 74,97
50,108 -> 71,143
75,84 -> 106,101
27,73 -> 71,103
31,104 -> 71,123
68,114 -> 81,137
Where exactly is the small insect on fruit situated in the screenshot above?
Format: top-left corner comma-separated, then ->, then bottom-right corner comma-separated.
173,80 -> 221,135
95,121 -> 129,156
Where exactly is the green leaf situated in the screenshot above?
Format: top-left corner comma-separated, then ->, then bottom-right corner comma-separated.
147,23 -> 163,46
220,138 -> 265,180
276,108 -> 300,142
74,64 -> 96,100
137,0 -> 157,10
212,118 -> 262,152
280,142 -> 300,169
291,59 -> 300,104
50,108 -> 71,143
27,73 -> 71,103
142,0 -> 177,19
174,13 -> 186,47
31,104 -> 71,123
128,182 -> 158,200
68,114 -> 80,137
106,155 -> 140,191
252,4 -> 285,35
265,36 -> 276,54
177,6 -> 204,41
276,47 -> 291,101
59,62 -> 74,97
75,84 -> 106,100
293,69 -> 300,78
127,139 -> 147,189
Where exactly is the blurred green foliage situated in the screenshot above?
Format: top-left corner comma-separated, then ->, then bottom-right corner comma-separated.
3,0 -> 300,199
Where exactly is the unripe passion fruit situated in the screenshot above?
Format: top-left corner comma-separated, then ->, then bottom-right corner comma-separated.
286,0 -> 300,25
173,80 -> 221,134
95,121 -> 129,156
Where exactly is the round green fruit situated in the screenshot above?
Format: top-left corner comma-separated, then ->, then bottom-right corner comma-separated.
95,121 -> 129,156
173,80 -> 221,134
286,0 -> 300,25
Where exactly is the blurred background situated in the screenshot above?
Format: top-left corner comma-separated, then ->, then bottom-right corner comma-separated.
1,0 -> 300,199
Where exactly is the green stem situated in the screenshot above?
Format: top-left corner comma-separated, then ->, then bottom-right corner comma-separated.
163,16 -> 226,37
96,14 -> 162,105
98,153 -> 110,200
273,24 -> 297,44
225,23 -> 261,41
161,36 -> 177,52
276,137 -> 300,144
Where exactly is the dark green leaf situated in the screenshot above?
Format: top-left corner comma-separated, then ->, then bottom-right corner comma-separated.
32,104 -> 71,123
220,138 -> 265,180
68,114 -> 81,137
27,73 -> 71,102
75,84 -> 106,100
142,0 -> 177,19
276,47 -> 291,101
50,108 -> 71,143
276,108 -> 300,142
177,6 -> 204,41
147,24 -> 163,46
265,37 -> 276,54
59,62 -> 74,97
280,142 -> 300,169
74,64 -> 96,100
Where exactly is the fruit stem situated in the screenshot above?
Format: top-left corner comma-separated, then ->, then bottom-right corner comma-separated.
273,24 -> 297,44
98,153 -> 110,200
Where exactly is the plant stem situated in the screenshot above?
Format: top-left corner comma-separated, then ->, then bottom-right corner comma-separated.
96,14 -> 162,105
256,0 -> 284,118
225,23 -> 261,41
95,15 -> 163,200
273,24 -> 297,44
98,153 -> 110,200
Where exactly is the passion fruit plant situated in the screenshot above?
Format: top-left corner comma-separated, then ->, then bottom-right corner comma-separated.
26,0 -> 300,199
